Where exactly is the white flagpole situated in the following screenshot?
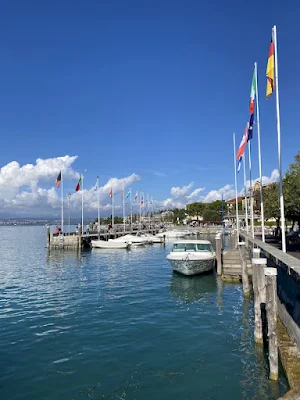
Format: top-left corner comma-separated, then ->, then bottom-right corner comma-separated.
112,189 -> 114,227
61,170 -> 64,233
97,176 -> 100,230
130,188 -> 133,228
123,187 -> 125,232
255,61 -> 265,242
147,194 -> 150,227
273,25 -> 286,253
233,133 -> 239,241
242,154 -> 249,233
81,174 -> 84,231
68,192 -> 71,233
248,138 -> 255,239
139,191 -> 142,227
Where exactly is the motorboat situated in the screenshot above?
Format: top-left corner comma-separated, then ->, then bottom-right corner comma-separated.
156,230 -> 188,239
91,240 -> 130,249
109,234 -> 152,244
166,240 -> 216,276
136,232 -> 163,243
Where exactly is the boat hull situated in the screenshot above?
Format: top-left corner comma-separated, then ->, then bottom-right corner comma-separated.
167,258 -> 215,276
91,240 -> 129,249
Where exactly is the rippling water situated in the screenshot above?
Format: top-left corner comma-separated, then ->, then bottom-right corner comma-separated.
0,227 -> 288,399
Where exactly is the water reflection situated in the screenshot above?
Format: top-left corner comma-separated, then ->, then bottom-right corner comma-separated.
169,273 -> 217,303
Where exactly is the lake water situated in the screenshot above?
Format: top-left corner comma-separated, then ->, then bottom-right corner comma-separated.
0,227 -> 289,399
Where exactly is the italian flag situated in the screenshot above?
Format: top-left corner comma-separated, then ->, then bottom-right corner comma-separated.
249,69 -> 256,114
75,176 -> 82,192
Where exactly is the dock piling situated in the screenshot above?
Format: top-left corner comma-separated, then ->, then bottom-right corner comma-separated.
264,267 -> 278,381
239,241 -> 250,298
46,226 -> 50,248
252,257 -> 267,343
215,234 -> 222,276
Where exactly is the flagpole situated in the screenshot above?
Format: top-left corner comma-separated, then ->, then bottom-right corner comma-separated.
139,191 -> 142,228
233,133 -> 239,242
112,190 -> 114,228
81,174 -> 84,231
255,61 -> 265,242
68,192 -> 71,233
123,187 -> 125,233
61,170 -> 64,233
242,154 -> 249,233
97,176 -> 100,231
130,188 -> 133,228
273,25 -> 286,253
248,138 -> 255,239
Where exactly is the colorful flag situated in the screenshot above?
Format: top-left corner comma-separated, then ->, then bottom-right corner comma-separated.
266,38 -> 275,98
249,69 -> 256,114
109,188 -> 113,198
237,157 -> 242,173
75,176 -> 82,192
236,125 -> 248,159
141,195 -> 144,205
56,171 -> 61,188
94,176 -> 98,191
125,190 -> 131,199
247,114 -> 254,141
134,192 -> 138,202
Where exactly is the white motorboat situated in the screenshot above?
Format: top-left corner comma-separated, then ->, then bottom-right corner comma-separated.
156,230 -> 188,239
91,240 -> 130,249
166,240 -> 216,276
109,234 -> 152,244
136,232 -> 163,243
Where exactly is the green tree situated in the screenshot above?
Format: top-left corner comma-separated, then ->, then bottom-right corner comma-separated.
263,182 -> 280,229
186,202 -> 206,217
284,153 -> 300,228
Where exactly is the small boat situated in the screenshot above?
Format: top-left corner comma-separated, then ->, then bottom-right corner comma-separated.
110,234 -> 152,244
136,232 -> 163,243
91,240 -> 130,249
156,231 -> 187,239
166,240 -> 216,276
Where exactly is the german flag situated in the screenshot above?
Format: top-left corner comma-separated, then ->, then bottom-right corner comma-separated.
266,38 -> 275,98
56,171 -> 61,188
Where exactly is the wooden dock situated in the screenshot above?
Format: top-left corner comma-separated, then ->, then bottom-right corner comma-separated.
222,248 -> 252,279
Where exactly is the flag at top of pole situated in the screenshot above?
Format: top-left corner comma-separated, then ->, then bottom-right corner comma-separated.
134,191 -> 138,202
109,188 -> 113,198
236,125 -> 248,160
126,190 -> 131,199
249,70 -> 257,114
266,38 -> 275,98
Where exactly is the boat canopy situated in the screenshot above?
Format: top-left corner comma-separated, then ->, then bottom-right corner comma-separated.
172,242 -> 212,252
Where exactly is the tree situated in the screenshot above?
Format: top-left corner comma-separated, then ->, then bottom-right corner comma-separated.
284,152 -> 300,229
186,202 -> 206,217
263,182 -> 280,230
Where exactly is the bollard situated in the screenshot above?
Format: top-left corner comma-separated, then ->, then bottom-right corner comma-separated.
239,241 -> 250,298
215,234 -> 222,276
46,226 -> 51,248
253,248 -> 261,259
78,226 -> 82,249
252,258 -> 267,343
264,267 -> 278,381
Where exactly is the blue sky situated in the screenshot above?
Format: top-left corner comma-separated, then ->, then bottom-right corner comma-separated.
0,0 -> 299,216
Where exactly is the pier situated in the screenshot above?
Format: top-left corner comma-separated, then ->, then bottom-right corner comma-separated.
216,230 -> 300,397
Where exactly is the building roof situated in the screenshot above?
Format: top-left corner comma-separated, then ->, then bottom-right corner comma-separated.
227,196 -> 244,204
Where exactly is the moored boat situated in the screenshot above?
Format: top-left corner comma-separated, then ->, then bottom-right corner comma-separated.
91,240 -> 130,249
166,240 -> 216,276
110,234 -> 152,244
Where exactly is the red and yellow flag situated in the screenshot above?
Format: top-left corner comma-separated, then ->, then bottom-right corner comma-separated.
266,39 -> 275,98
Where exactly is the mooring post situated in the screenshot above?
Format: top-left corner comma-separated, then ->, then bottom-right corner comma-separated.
215,233 -> 222,276
78,226 -> 82,249
253,248 -> 261,259
46,226 -> 50,248
264,267 -> 278,381
252,257 -> 267,343
239,241 -> 250,298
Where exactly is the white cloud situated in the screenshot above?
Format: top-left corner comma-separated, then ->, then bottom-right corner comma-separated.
202,184 -> 236,203
186,187 -> 206,200
171,183 -> 194,198
0,156 -> 140,217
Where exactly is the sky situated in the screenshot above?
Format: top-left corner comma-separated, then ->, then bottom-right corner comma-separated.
0,0 -> 299,217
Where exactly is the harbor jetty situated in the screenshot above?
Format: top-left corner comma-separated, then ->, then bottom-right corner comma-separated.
216,230 -> 300,397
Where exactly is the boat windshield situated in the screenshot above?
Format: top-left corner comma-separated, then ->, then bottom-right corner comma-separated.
172,243 -> 212,252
